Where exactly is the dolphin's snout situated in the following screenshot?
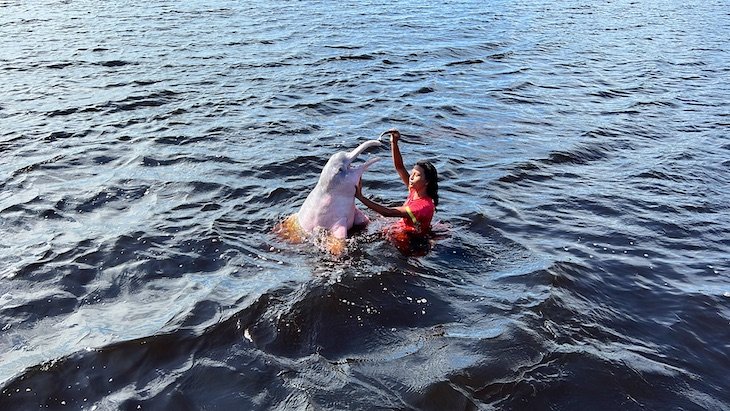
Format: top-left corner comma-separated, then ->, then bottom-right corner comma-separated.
359,156 -> 380,171
346,139 -> 382,162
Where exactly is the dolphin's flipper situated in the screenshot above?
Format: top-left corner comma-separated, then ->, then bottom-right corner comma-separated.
331,222 -> 348,239
273,214 -> 305,243
328,221 -> 349,255
353,207 -> 370,226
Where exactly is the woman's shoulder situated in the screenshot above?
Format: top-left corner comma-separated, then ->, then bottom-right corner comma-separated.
407,189 -> 433,203
413,194 -> 434,207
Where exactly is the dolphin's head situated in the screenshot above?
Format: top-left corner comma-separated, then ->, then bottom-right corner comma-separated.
319,140 -> 381,190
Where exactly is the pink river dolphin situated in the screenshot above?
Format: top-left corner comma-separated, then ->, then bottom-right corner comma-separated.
276,140 -> 381,253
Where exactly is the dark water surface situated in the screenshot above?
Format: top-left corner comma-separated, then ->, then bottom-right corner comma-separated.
2,0 -> 729,409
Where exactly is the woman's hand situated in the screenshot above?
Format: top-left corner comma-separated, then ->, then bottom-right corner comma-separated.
387,128 -> 400,144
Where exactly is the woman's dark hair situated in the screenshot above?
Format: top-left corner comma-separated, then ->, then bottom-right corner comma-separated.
416,160 -> 439,208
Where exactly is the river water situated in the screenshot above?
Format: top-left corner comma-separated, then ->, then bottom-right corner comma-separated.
1,0 -> 728,409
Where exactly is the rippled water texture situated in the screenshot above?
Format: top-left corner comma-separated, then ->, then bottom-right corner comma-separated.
1,0 -> 729,409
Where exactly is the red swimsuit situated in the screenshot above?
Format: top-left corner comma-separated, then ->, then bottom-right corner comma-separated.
386,189 -> 435,255
397,189 -> 435,234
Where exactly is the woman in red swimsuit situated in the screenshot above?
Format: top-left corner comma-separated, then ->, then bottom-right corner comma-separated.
355,129 -> 439,254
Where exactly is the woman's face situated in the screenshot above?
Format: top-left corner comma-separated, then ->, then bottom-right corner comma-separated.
409,165 -> 428,192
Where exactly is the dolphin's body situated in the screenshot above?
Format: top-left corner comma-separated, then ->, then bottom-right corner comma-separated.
296,140 -> 381,239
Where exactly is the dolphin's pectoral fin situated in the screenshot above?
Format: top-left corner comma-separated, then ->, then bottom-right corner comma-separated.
324,221 -> 348,255
274,214 -> 305,243
353,207 -> 370,226
331,223 -> 348,239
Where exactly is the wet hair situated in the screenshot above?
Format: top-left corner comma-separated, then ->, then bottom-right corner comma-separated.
415,160 -> 439,208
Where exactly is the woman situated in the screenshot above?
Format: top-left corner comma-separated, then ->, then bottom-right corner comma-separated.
355,129 -> 439,253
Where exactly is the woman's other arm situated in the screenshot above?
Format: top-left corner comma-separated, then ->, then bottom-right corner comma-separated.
356,179 -> 409,218
388,129 -> 409,187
